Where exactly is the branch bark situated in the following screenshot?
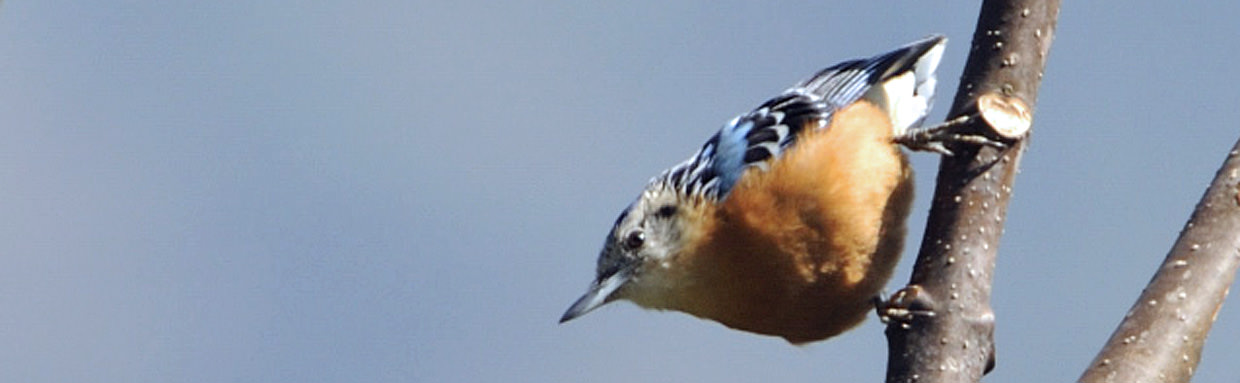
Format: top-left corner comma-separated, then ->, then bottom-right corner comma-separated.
1078,139 -> 1240,383
883,1 -> 1058,382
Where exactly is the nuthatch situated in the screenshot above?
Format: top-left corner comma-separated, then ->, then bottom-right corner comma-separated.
561,36 -> 950,344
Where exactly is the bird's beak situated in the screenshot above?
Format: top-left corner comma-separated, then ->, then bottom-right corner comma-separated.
559,268 -> 633,323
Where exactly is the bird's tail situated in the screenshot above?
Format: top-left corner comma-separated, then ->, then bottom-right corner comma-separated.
796,35 -> 947,136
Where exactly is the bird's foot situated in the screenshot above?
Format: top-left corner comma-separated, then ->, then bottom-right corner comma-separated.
895,114 -> 1008,156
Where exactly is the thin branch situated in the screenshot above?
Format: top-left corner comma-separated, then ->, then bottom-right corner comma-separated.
883,1 -> 1058,382
1079,138 -> 1240,383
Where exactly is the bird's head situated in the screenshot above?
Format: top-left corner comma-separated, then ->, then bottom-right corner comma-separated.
560,182 -> 699,323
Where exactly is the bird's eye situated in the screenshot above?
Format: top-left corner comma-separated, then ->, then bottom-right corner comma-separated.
623,230 -> 645,250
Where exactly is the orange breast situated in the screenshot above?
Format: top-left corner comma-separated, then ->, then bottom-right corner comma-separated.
672,100 -> 914,343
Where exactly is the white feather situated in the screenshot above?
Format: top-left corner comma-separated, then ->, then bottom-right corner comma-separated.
868,40 -> 945,135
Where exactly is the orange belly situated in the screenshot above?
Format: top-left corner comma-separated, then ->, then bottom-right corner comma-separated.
661,101 -> 914,343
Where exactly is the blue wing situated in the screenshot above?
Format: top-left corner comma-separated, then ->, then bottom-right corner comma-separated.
658,35 -> 945,201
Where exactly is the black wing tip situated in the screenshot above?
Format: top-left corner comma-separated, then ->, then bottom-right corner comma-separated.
796,35 -> 947,97
901,34 -> 948,61
910,34 -> 947,48
870,34 -> 948,80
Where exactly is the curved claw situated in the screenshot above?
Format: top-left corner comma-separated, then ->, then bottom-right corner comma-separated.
875,285 -> 937,325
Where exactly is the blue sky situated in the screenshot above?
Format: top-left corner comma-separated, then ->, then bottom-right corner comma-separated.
2,1 -> 1238,382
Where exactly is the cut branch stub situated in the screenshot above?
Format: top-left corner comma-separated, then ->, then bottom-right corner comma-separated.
977,93 -> 1032,139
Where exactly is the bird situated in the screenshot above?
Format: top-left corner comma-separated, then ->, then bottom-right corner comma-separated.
560,36 -> 952,344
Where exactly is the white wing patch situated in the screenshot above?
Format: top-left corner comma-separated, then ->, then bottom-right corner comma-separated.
652,36 -> 947,201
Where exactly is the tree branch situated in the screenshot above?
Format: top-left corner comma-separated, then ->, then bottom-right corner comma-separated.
883,1 -> 1059,382
1079,138 -> 1240,383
